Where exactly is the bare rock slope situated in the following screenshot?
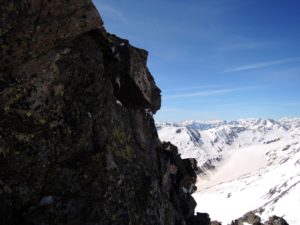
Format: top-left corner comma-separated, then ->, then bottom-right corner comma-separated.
0,1 -> 290,225
0,1 -> 198,224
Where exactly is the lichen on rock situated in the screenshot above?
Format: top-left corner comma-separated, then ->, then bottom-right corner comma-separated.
0,1 -> 290,225
0,1 -> 201,225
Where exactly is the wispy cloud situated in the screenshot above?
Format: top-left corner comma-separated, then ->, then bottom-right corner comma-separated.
163,84 -> 223,93
207,101 -> 300,108
155,108 -> 222,121
280,102 -> 300,106
97,3 -> 129,25
224,57 -> 300,73
164,86 -> 258,100
218,41 -> 276,52
159,108 -> 193,113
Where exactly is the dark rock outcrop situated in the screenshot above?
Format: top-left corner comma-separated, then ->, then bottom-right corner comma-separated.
211,221 -> 222,225
0,1 -> 200,225
231,211 -> 289,225
187,212 -> 211,225
0,1 -> 291,225
264,216 -> 289,225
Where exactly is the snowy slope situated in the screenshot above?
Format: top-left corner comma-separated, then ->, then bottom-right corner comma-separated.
156,118 -> 300,225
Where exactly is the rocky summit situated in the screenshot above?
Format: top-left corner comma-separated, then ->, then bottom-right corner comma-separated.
0,0 -> 199,224
0,1 -> 290,225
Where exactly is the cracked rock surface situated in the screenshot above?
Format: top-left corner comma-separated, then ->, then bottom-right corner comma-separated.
0,1 -> 291,225
0,1 -> 200,225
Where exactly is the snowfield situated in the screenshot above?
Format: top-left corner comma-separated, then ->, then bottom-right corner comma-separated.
157,118 -> 300,225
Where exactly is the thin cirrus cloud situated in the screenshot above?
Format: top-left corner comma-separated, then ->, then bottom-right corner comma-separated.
224,57 -> 300,73
163,84 -> 224,93
283,102 -> 300,106
218,41 -> 276,52
164,86 -> 259,100
98,3 -> 129,25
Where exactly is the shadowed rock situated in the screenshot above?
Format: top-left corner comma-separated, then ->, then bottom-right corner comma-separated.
231,211 -> 289,225
0,1 -> 291,225
0,1 -> 200,225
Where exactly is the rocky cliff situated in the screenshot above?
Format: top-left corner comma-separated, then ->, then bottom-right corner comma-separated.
0,1 -> 291,225
0,1 -> 201,224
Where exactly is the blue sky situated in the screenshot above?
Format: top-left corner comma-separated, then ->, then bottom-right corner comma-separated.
93,0 -> 300,121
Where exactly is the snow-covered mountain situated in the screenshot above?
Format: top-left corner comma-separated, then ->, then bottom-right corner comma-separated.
156,118 -> 300,225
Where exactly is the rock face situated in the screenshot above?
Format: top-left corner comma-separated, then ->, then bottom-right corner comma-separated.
231,211 -> 289,225
0,1 -> 291,225
0,1 -> 199,225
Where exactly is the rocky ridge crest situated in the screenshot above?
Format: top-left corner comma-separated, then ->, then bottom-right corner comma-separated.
0,1 -> 290,225
0,0 -> 200,224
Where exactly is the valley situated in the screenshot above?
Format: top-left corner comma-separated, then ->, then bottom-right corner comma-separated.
157,118 -> 300,224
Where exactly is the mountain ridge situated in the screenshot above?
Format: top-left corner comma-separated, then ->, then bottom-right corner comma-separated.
0,1 -> 200,224
0,0 -> 292,224
157,118 -> 300,225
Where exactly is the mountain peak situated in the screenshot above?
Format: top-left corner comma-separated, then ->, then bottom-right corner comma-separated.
157,118 -> 300,225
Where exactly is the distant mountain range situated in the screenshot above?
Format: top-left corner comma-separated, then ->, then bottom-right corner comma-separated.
156,118 -> 300,225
